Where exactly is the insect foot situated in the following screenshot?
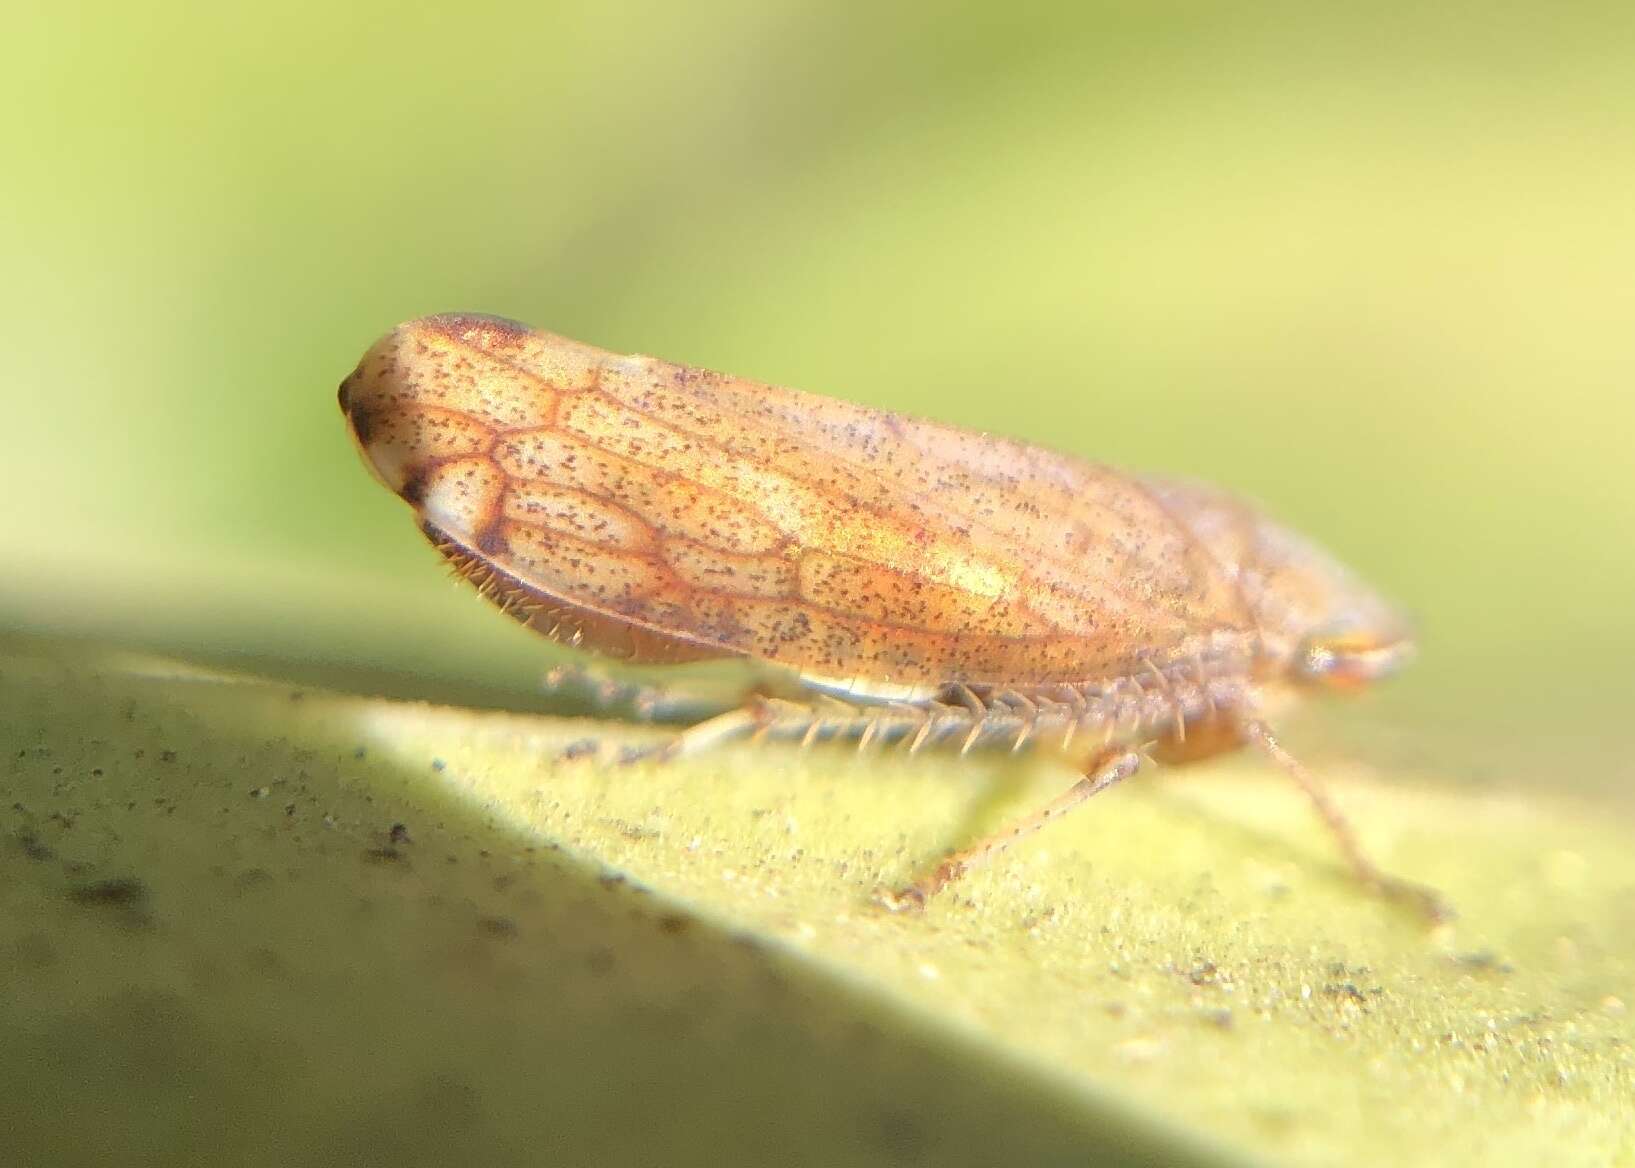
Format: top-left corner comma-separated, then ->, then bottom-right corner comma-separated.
556,738 -> 601,762
549,736 -> 680,768
874,857 -> 967,914
1367,873 -> 1456,927
613,741 -> 682,767
872,883 -> 930,915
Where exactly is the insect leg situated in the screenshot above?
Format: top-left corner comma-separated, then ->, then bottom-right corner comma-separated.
879,748 -> 1143,911
1242,721 -> 1452,924
560,697 -> 972,765
596,697 -> 899,764
601,702 -> 774,765
542,662 -> 744,724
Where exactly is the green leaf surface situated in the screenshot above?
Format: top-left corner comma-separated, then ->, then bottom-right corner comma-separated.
3,634 -> 1630,1167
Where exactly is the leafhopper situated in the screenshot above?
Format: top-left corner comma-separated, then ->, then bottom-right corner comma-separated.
339,314 -> 1444,919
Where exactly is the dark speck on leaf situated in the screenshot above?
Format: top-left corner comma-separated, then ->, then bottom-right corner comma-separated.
1454,950 -> 1514,975
870,1107 -> 930,1162
14,829 -> 53,861
68,877 -> 148,908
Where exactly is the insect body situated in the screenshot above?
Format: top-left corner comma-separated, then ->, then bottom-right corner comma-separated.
339,313 -> 1443,918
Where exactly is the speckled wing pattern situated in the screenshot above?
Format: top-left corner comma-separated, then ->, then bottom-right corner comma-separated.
339,314 -> 1258,688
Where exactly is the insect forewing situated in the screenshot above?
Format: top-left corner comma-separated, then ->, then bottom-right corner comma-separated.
340,315 -> 1259,688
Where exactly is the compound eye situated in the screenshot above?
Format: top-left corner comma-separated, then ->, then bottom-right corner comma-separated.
1295,630 -> 1415,690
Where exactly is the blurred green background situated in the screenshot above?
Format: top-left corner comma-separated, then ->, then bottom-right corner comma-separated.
3,1 -> 1632,801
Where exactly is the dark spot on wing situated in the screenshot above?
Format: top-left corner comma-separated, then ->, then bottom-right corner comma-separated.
400,468 -> 428,505
475,524 -> 508,556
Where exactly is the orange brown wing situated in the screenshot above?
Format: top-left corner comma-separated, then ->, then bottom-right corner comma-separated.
339,314 -> 1257,688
